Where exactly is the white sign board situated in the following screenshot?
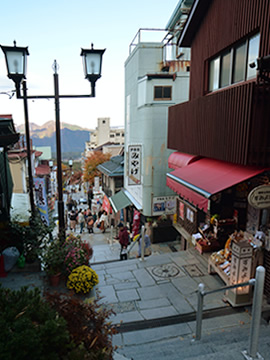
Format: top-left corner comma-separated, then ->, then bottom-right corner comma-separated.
94,176 -> 100,192
152,196 -> 176,216
128,145 -> 141,185
248,184 -> 270,209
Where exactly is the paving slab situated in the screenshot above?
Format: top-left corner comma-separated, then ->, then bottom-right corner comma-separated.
111,310 -> 144,324
140,305 -> 178,320
116,289 -> 140,302
136,298 -> 171,310
133,268 -> 156,287
97,284 -> 118,303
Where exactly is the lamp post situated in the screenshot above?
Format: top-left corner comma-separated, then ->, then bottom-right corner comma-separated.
68,159 -> 73,193
49,160 -> 54,195
1,41 -> 105,240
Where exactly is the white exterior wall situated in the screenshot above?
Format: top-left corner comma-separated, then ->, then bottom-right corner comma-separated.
97,117 -> 110,146
124,42 -> 190,216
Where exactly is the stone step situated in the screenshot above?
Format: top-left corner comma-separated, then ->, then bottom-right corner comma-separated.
114,320 -> 270,360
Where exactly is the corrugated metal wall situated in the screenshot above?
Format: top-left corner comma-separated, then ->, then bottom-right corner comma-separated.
167,0 -> 270,166
168,81 -> 270,166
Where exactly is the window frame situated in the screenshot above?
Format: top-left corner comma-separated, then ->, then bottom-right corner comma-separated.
208,32 -> 260,93
153,86 -> 172,101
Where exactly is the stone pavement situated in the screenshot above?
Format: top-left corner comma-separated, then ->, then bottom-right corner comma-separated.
1,227 -> 270,359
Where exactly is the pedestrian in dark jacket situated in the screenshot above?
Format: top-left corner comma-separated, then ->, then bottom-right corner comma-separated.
117,223 -> 129,260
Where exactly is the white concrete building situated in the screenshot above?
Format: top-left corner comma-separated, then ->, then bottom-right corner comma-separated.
85,117 -> 124,153
123,2 -> 192,218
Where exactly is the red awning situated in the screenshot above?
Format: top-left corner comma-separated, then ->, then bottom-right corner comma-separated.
168,151 -> 200,169
167,157 -> 267,212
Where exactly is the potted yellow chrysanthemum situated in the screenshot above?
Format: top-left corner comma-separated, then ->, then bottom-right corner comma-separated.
66,265 -> 99,298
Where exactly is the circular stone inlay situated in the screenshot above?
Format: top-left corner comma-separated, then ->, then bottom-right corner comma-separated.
151,264 -> 180,278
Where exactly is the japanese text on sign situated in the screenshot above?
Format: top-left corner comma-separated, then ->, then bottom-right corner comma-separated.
128,145 -> 141,185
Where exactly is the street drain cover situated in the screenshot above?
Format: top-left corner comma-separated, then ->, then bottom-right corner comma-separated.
148,263 -> 183,280
182,264 -> 204,277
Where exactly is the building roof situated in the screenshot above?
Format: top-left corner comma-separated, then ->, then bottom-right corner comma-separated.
97,155 -> 124,177
178,0 -> 212,47
35,164 -> 50,176
34,151 -> 43,158
166,0 -> 194,30
0,116 -> 20,147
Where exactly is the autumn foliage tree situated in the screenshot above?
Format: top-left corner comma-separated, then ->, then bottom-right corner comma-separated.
83,151 -> 111,185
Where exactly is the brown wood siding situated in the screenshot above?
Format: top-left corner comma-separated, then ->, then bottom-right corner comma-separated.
189,0 -> 270,100
168,82 -> 270,166
248,83 -> 270,165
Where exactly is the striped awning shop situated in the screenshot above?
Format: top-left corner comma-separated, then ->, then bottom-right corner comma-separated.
109,190 -> 132,213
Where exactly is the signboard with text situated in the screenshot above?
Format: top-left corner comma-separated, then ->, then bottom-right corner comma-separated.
152,196 -> 176,216
128,145 -> 141,185
248,185 -> 270,209
34,177 -> 49,226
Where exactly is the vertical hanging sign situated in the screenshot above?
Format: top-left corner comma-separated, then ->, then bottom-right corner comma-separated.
128,145 -> 141,185
34,177 -> 49,226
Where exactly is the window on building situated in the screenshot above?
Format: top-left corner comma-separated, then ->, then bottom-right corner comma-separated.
233,42 -> 247,83
116,133 -> 120,136
247,33 -> 260,79
220,51 -> 231,87
154,86 -> 172,100
110,134 -> 115,138
209,57 -> 220,91
208,33 -> 260,92
122,133 -> 124,137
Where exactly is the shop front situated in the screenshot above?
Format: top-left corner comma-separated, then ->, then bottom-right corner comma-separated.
167,156 -> 270,304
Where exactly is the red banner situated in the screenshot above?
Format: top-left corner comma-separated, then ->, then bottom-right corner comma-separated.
102,195 -> 111,214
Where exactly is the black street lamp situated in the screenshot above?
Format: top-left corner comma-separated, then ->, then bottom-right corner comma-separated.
1,41 -> 105,240
68,159 -> 73,191
49,160 -> 54,196
68,159 -> 73,172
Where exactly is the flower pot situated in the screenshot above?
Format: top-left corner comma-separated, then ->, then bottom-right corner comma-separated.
49,272 -> 61,287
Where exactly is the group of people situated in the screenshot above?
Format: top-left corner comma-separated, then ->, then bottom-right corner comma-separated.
68,208 -> 109,234
66,195 -> 151,260
115,223 -> 152,260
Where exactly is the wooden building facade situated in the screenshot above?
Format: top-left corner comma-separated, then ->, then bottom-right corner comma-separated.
168,0 -> 270,166
166,0 -> 270,300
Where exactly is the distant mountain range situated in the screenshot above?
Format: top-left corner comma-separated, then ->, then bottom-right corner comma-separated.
17,121 -> 92,154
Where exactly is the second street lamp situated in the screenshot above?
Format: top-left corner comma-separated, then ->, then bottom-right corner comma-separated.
68,159 -> 73,192
1,41 -> 106,240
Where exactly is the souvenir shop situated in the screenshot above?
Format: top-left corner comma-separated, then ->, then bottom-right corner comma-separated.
167,164 -> 270,306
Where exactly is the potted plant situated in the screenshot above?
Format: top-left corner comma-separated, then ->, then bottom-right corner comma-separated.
66,265 -> 99,298
42,239 -> 65,286
63,234 -> 93,275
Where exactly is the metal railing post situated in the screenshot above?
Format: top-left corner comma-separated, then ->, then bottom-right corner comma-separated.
195,283 -> 205,341
242,266 -> 265,360
110,225 -> 113,246
141,225 -> 145,261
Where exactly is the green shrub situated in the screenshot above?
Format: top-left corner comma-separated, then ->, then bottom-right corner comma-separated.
45,291 -> 117,359
0,286 -> 117,360
0,287 -> 71,360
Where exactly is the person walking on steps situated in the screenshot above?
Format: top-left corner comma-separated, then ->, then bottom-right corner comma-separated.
87,212 -> 94,234
116,223 -> 129,260
78,209 -> 85,234
69,209 -> 77,232
99,210 -> 109,233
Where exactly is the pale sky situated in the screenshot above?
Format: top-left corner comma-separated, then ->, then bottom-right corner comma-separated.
0,0 -> 179,130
